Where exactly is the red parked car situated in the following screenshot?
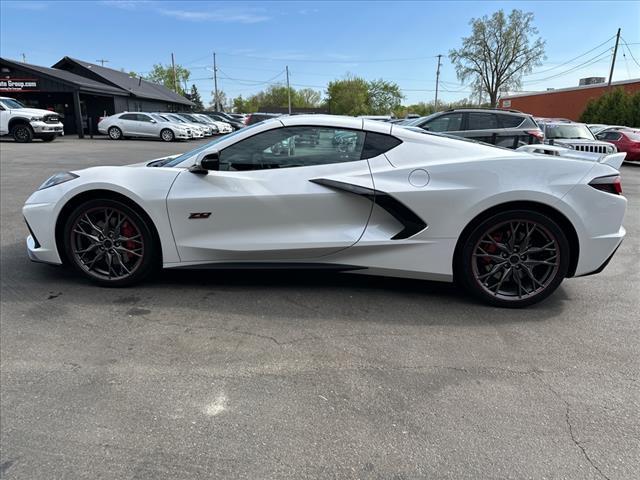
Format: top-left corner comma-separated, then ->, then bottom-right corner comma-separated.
596,128 -> 640,161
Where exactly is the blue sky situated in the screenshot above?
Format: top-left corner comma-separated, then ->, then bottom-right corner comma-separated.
1,0 -> 639,106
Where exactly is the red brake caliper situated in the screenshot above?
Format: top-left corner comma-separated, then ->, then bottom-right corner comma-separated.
121,221 -> 136,258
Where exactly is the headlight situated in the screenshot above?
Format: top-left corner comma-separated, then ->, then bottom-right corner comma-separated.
38,172 -> 78,190
30,116 -> 44,122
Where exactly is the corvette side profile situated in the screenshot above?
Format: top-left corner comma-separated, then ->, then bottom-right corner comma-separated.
23,115 -> 627,307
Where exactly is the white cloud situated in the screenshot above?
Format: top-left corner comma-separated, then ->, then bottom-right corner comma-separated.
100,0 -> 152,10
159,8 -> 270,24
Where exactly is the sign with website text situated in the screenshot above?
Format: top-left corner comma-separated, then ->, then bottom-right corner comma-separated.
0,78 -> 39,92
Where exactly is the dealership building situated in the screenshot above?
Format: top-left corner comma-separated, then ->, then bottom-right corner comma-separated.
499,78 -> 640,121
0,57 -> 194,137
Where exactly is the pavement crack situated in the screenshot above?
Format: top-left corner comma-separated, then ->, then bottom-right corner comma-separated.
533,374 -> 611,480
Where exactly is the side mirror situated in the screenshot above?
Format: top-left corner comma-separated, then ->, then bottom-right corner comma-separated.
149,119 -> 157,124
190,151 -> 220,174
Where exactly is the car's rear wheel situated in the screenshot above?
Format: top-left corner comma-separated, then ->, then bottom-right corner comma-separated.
457,210 -> 570,307
12,124 -> 34,143
160,128 -> 174,142
63,199 -> 157,286
108,126 -> 123,140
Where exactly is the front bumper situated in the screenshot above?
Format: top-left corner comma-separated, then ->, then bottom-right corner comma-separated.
31,121 -> 64,135
23,201 -> 63,265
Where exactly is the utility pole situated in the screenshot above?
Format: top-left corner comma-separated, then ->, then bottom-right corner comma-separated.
286,65 -> 292,115
96,59 -> 109,67
21,53 -> 26,63
171,53 -> 178,93
434,54 -> 442,111
213,52 -> 219,111
608,28 -> 621,88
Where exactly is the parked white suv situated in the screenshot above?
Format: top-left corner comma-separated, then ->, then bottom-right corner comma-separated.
98,112 -> 190,142
0,97 -> 64,142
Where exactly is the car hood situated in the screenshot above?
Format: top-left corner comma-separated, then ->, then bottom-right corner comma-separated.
9,107 -> 60,117
552,138 -> 611,146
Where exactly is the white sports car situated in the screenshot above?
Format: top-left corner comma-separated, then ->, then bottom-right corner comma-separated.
23,115 -> 627,307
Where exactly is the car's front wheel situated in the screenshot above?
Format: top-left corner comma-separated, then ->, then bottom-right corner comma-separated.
63,199 -> 157,286
12,124 -> 34,143
108,126 -> 123,140
457,210 -> 570,308
160,129 -> 175,142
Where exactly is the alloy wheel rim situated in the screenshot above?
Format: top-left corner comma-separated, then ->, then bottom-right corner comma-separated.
16,127 -> 29,140
471,220 -> 560,301
70,207 -> 144,281
162,130 -> 173,141
110,128 -> 121,139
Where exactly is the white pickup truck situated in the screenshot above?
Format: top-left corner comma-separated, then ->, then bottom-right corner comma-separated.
0,96 -> 64,142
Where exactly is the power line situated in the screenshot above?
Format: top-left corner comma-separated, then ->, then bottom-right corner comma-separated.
523,34 -> 616,78
522,48 -> 613,85
621,37 -> 640,69
216,51 -> 439,64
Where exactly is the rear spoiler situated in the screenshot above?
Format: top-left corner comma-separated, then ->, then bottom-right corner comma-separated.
598,152 -> 626,170
517,144 -> 626,170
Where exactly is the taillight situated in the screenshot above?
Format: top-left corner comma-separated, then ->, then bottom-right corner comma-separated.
526,129 -> 544,140
589,175 -> 622,195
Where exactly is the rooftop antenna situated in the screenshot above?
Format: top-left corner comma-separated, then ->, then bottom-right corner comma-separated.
96,59 -> 109,67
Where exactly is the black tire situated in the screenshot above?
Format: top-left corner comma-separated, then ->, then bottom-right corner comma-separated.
11,123 -> 33,143
455,210 -> 570,308
63,198 -> 158,287
40,134 -> 56,142
108,126 -> 123,140
160,128 -> 175,142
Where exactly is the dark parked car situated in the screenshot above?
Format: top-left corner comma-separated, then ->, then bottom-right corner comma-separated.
401,108 -> 543,148
198,111 -> 245,130
245,112 -> 282,125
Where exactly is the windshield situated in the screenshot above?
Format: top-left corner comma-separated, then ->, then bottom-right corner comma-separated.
181,114 -> 200,123
168,115 -> 186,123
543,123 -> 595,140
160,123 -> 266,168
150,114 -> 166,122
1,98 -> 26,109
400,113 -> 439,126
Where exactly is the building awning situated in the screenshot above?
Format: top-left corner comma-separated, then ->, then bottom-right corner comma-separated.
53,56 -> 195,106
0,57 -> 129,96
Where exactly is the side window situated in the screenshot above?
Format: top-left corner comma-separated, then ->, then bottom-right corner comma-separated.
467,113 -> 498,130
498,114 -> 524,128
361,132 -> 402,159
422,113 -> 463,132
137,114 -> 152,122
120,113 -> 137,121
219,127 -> 365,171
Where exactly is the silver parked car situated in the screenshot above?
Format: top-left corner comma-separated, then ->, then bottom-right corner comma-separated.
161,113 -> 207,138
98,112 -> 190,142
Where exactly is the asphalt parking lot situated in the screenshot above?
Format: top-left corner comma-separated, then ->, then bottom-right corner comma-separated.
1,135 -> 639,479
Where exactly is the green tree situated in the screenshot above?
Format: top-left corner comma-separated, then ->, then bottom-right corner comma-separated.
189,84 -> 204,110
295,88 -> 322,108
368,79 -> 403,114
145,63 -> 191,96
628,91 -> 640,127
210,90 -> 228,111
579,88 -> 634,126
450,9 -> 545,106
326,76 -> 371,115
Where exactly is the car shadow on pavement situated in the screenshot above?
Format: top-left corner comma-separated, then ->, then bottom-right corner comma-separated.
1,240 -> 570,327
